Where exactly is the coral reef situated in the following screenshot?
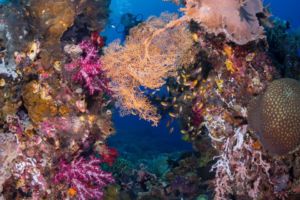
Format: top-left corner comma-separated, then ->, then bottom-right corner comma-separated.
0,1 -> 115,199
25,0 -> 111,66
1,0 -> 300,200
145,4 -> 299,198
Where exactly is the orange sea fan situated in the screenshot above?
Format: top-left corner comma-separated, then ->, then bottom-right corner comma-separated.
102,13 -> 193,125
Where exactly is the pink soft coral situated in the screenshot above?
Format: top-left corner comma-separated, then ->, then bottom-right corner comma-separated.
54,156 -> 114,200
66,40 -> 110,95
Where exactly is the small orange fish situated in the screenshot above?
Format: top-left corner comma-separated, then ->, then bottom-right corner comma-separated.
67,187 -> 77,197
252,140 -> 262,150
223,44 -> 233,57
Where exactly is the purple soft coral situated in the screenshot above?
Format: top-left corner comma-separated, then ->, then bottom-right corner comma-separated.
66,40 -> 110,95
54,156 -> 114,200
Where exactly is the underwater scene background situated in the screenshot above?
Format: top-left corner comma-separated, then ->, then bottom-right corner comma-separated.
0,0 -> 300,200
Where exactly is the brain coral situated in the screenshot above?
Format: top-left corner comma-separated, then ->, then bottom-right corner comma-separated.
181,0 -> 265,45
248,78 -> 300,155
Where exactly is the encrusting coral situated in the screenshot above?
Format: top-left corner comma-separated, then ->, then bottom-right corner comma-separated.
22,80 -> 58,124
248,78 -> 300,155
0,133 -> 18,196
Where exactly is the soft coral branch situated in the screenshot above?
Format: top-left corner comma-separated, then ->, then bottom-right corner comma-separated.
54,156 -> 114,200
66,40 -> 110,95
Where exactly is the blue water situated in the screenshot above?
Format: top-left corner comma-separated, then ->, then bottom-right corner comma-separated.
101,0 -> 179,43
265,0 -> 300,28
0,0 -> 9,4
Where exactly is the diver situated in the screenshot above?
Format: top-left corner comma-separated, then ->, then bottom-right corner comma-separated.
116,13 -> 143,40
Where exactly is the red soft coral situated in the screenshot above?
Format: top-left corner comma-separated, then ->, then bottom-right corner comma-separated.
99,145 -> 118,166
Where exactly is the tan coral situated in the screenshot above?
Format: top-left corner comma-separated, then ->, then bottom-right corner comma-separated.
22,81 -> 58,123
248,78 -> 300,155
27,0 -> 76,65
181,0 -> 265,45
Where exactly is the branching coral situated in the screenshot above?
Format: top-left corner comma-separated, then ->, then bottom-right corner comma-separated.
102,13 -> 193,125
54,156 -> 114,200
211,126 -> 274,200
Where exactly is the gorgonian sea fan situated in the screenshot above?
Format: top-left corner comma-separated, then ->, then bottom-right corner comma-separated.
66,40 -> 110,95
181,0 -> 265,45
102,13 -> 193,125
54,156 -> 114,200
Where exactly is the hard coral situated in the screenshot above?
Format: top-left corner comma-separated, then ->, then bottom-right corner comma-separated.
54,156 -> 114,200
181,0 -> 265,45
248,78 -> 300,155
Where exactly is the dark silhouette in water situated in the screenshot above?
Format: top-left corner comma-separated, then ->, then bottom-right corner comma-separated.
116,13 -> 143,39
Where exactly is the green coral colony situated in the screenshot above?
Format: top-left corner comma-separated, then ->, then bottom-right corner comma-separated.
0,0 -> 300,199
